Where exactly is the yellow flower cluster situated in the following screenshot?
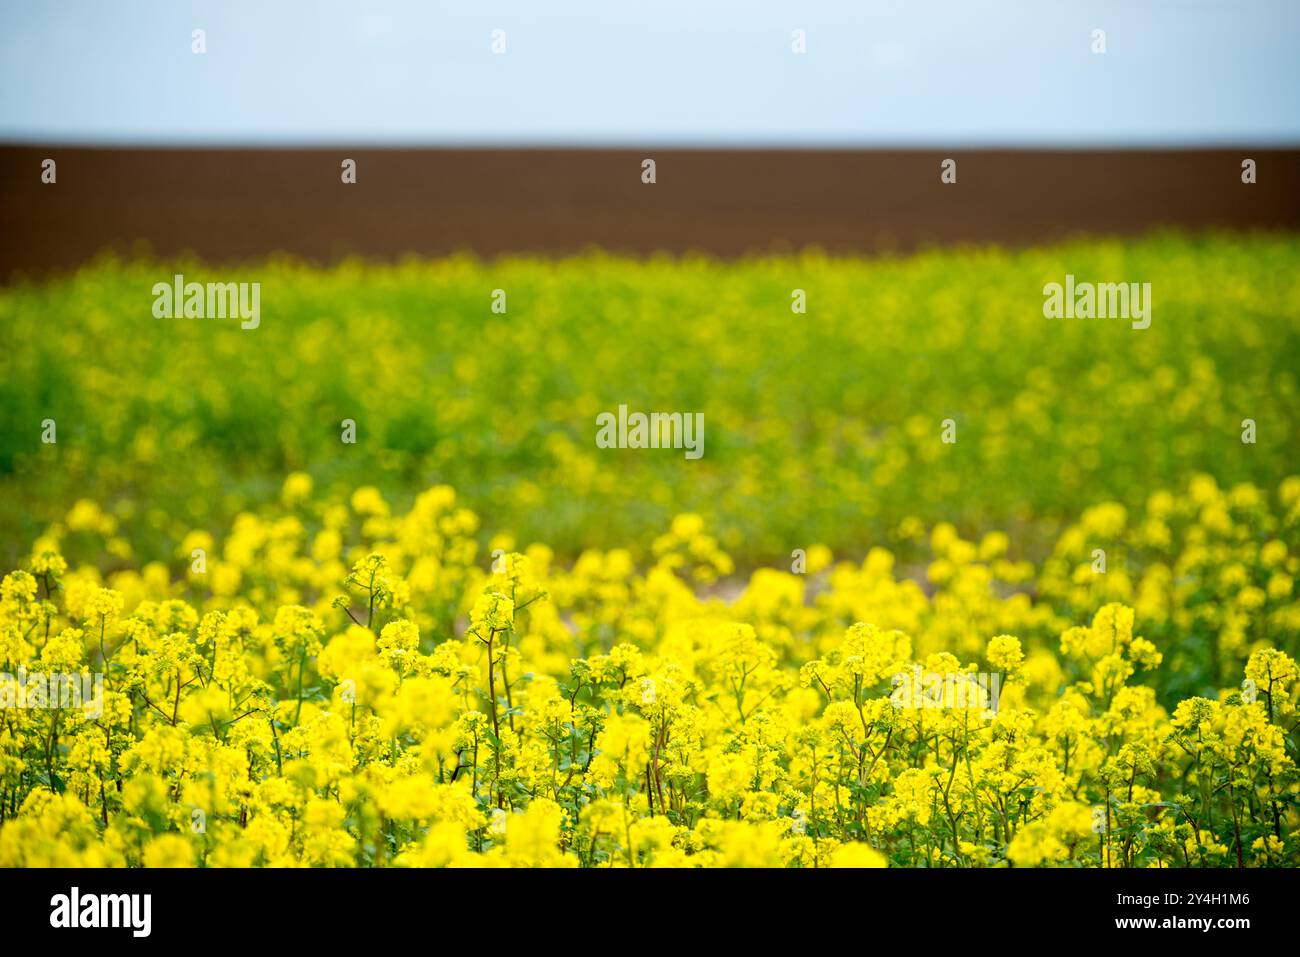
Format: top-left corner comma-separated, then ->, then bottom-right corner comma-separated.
1,474 -> 1297,868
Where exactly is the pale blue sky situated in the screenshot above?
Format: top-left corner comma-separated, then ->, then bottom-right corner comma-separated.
1,0 -> 1296,145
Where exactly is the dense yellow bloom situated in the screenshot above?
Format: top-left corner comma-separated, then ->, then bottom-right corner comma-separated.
1,473 -> 1298,868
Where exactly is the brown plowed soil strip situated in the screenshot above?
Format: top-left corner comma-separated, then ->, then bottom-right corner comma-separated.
2,146 -> 1298,278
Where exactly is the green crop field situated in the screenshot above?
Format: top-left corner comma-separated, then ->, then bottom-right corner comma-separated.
3,232 -> 1298,568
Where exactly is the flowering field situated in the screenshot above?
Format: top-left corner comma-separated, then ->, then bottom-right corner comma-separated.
1,233 -> 1299,868
3,232 -> 1298,566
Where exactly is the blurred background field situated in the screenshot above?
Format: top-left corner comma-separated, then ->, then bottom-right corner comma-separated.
2,231 -> 1297,570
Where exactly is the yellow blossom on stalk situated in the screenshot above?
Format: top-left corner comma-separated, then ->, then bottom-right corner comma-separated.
470,590 -> 515,633
987,634 -> 1023,673
30,548 -> 68,579
86,587 -> 124,623
377,619 -> 421,670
